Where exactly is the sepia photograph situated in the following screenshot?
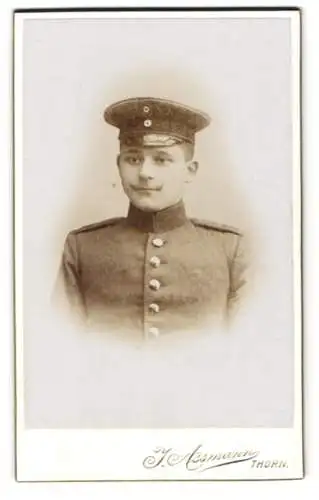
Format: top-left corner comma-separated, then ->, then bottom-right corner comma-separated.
14,8 -> 302,481
54,95 -> 248,336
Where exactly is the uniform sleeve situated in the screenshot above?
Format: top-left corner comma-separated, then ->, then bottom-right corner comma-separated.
53,232 -> 86,322
227,233 -> 249,319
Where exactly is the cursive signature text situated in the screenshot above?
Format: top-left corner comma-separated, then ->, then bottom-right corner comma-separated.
143,445 -> 260,472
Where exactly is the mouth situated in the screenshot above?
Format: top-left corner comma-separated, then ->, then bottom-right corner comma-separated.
131,186 -> 162,192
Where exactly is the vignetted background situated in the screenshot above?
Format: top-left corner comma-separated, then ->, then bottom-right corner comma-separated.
21,16 -> 295,428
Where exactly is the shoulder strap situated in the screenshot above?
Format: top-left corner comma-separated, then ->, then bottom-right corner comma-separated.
191,218 -> 242,236
72,217 -> 125,234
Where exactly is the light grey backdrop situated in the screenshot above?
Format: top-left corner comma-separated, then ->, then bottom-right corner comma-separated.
22,16 -> 295,428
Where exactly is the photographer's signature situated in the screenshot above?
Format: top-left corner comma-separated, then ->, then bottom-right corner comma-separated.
143,445 -> 260,472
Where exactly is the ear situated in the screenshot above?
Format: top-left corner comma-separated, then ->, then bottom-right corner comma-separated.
185,161 -> 199,182
116,154 -> 121,169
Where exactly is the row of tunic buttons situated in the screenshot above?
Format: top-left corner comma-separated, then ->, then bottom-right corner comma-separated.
147,237 -> 164,338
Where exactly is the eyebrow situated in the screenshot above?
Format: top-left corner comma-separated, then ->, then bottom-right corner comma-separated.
152,149 -> 173,156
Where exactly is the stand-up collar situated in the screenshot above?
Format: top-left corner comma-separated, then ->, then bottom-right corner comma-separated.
126,200 -> 188,233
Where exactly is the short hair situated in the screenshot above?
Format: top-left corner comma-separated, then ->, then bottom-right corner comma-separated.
118,140 -> 195,161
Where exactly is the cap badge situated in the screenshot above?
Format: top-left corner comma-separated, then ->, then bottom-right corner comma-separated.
143,134 -> 180,146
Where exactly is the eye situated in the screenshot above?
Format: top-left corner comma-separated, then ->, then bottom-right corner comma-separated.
153,155 -> 172,165
123,155 -> 143,166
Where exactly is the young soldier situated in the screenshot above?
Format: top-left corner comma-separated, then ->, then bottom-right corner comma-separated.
56,97 -> 247,339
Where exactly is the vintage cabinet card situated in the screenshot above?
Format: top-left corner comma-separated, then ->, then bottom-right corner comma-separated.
14,8 -> 303,481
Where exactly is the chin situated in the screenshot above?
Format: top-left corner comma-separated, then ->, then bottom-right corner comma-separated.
128,194 -> 163,212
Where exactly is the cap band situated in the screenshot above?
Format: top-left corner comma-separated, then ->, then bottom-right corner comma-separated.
120,133 -> 185,148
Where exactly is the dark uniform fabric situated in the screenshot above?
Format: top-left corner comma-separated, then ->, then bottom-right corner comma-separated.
56,201 -> 247,339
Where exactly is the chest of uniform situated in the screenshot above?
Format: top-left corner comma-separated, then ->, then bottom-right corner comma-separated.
79,225 -> 230,300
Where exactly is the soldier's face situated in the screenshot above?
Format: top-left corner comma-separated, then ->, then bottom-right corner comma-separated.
117,144 -> 198,212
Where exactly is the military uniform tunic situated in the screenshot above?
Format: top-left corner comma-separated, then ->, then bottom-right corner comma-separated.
57,201 -> 247,338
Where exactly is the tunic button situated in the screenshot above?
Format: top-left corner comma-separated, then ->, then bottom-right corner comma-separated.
152,238 -> 164,248
149,327 -> 159,337
149,256 -> 161,268
144,119 -> 152,127
149,303 -> 160,313
149,279 -> 161,291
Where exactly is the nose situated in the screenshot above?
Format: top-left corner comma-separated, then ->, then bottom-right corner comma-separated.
138,158 -> 155,180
